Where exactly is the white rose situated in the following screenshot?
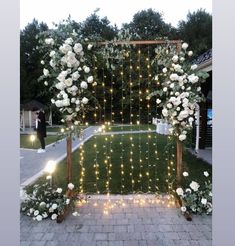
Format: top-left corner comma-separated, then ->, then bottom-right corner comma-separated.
191,64 -> 198,70
62,93 -> 68,99
180,57 -> 185,62
34,210 -> 39,216
162,108 -> 168,117
209,192 -> 212,197
49,60 -> 56,68
73,43 -> 83,54
71,98 -> 76,103
188,117 -> 194,123
163,87 -> 167,92
189,181 -> 200,191
81,97 -> 89,105
181,206 -> 187,212
52,204 -> 58,210
43,68 -> 49,76
162,67 -> 167,73
68,183 -> 75,190
201,198 -> 207,205
59,43 -> 72,54
175,92 -> 180,96
62,98 -> 70,107
167,103 -> 172,109
176,107 -> 181,111
41,60 -> 45,65
81,81 -> 88,89
44,81 -> 48,86
72,71 -> 80,81
170,73 -> 179,81
188,74 -> 199,84
45,38 -> 54,45
170,83 -> 174,88
87,44 -> 93,50
74,121 -> 79,125
176,188 -> 184,196
75,107 -> 80,112
179,134 -> 186,141
84,66 -> 90,73
156,99 -> 161,104
172,55 -> 179,63
197,87 -> 201,92
87,76 -> 94,83
65,38 -> 73,45
39,202 -> 46,207
56,188 -> 62,193
66,199 -> 70,205
36,215 -> 43,221
51,214 -> 57,220
49,50 -> 56,57
203,171 -> 209,177
64,78 -> 73,87
182,43 -> 188,50
183,172 -> 189,177
188,51 -> 193,56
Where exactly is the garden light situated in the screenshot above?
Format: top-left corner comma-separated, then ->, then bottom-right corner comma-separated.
44,160 -> 56,175
30,134 -> 36,146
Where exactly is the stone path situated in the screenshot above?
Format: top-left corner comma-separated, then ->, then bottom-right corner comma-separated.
20,195 -> 212,246
20,127 -> 212,246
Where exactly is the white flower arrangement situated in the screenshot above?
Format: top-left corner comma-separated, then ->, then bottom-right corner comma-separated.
39,35 -> 95,131
150,42 -> 209,142
176,171 -> 212,215
20,179 -> 78,222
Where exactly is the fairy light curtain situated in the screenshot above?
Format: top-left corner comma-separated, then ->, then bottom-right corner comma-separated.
79,40 -> 180,196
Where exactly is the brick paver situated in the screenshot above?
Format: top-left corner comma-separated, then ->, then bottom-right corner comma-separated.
20,195 -> 212,246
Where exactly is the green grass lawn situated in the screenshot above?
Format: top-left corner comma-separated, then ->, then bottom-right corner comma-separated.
20,134 -> 61,149
105,124 -> 156,132
30,133 -> 212,194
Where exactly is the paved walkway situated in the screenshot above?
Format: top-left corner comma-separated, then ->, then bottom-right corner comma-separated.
189,148 -> 212,165
20,195 -> 212,246
20,126 -> 99,186
20,128 -> 212,246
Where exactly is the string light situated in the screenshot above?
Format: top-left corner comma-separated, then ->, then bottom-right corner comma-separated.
120,57 -> 125,194
146,46 -> 151,193
93,63 -> 100,195
129,49 -> 134,192
137,46 -> 143,191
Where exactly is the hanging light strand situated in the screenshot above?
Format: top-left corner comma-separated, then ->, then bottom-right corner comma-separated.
146,46 -> 151,193
129,48 -> 134,192
137,46 -> 143,191
120,56 -> 125,194
93,64 -> 100,194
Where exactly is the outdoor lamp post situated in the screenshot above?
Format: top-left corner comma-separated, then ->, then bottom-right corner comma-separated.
30,134 -> 36,147
44,160 -> 56,186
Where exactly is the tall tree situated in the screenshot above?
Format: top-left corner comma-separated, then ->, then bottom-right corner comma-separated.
177,9 -> 212,57
20,19 -> 48,103
81,10 -> 118,41
123,8 -> 177,40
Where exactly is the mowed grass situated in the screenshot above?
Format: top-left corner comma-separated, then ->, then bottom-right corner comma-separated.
20,134 -> 60,149
105,124 -> 156,132
44,133 -> 212,194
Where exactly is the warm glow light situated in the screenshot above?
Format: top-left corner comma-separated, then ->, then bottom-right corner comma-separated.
44,160 -> 56,174
30,134 -> 36,142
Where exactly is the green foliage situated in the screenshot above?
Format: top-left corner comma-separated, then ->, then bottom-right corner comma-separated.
177,9 -> 212,57
20,19 -> 50,103
123,8 -> 177,40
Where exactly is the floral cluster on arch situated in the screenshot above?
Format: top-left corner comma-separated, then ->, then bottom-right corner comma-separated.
39,35 -> 95,128
152,42 -> 209,141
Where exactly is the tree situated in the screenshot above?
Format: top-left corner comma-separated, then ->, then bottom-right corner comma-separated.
20,19 -> 49,103
123,8 -> 177,40
177,9 -> 212,57
81,10 -> 118,41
